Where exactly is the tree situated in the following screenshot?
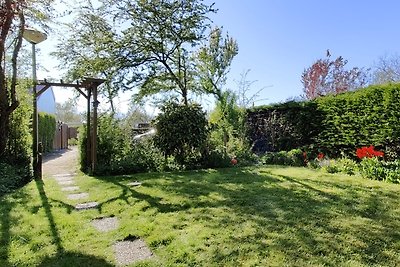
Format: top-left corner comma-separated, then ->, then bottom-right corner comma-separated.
196,26 -> 238,101
234,69 -> 269,108
0,0 -> 26,158
102,0 -> 216,105
53,2 -> 120,113
372,53 -> 400,84
55,98 -> 82,123
301,51 -> 368,100
0,0 -> 55,158
196,26 -> 239,153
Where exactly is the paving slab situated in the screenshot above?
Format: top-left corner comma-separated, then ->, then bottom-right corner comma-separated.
75,202 -> 99,210
54,177 -> 74,183
114,239 -> 153,266
127,181 -> 142,187
58,180 -> 75,186
92,217 -> 119,232
61,186 -> 80,192
67,192 -> 89,200
53,173 -> 75,177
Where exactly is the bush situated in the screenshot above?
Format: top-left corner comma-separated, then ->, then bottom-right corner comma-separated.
79,114 -> 166,175
114,139 -> 165,174
359,157 -> 386,181
201,148 -> 231,169
335,158 -> 358,175
5,80 -> 32,166
261,149 -> 304,166
0,163 -> 31,197
154,102 -> 209,167
68,138 -> 78,146
359,158 -> 400,183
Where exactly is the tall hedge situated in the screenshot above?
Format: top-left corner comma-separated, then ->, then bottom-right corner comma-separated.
38,112 -> 56,153
5,81 -> 32,166
247,84 -> 400,158
247,101 -> 321,153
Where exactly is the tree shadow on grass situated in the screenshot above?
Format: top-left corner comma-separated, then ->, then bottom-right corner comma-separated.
94,167 -> 400,266
38,251 -> 113,267
0,189 -> 30,266
34,180 -> 113,266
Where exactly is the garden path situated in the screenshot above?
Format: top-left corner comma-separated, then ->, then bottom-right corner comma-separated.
42,147 -> 153,265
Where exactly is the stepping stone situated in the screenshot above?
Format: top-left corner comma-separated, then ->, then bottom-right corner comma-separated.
92,217 -> 119,232
61,186 -> 80,192
114,239 -> 153,266
127,181 -> 142,187
58,180 -> 75,186
75,202 -> 99,210
54,176 -> 74,182
53,173 -> 75,177
67,192 -> 89,200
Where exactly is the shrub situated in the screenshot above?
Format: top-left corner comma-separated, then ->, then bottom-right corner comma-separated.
201,148 -> 231,169
0,163 -> 31,197
335,158 -> 358,175
79,114 -> 166,175
153,102 -> 208,167
359,158 -> 400,183
359,157 -> 385,181
261,149 -> 304,166
117,139 -> 165,174
5,80 -> 32,166
68,138 -> 78,146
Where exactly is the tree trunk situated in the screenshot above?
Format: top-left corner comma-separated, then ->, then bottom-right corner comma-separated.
0,110 -> 11,159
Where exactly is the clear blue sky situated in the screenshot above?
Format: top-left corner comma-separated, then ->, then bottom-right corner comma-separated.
37,0 -> 400,110
206,0 -> 400,104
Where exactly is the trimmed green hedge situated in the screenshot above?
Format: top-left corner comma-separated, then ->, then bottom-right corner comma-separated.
38,112 -> 56,153
247,101 -> 321,153
247,84 -> 400,158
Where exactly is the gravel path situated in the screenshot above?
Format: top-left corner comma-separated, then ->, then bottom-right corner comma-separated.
42,147 -> 79,177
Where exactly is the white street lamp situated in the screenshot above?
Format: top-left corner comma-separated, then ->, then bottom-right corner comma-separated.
23,28 -> 47,179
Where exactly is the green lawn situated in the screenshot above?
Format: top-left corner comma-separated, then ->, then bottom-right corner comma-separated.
1,166 -> 399,266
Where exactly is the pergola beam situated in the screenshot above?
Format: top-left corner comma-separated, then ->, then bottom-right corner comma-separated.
34,78 -> 105,177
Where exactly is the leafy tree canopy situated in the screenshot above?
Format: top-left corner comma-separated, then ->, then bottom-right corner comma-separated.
301,51 -> 369,100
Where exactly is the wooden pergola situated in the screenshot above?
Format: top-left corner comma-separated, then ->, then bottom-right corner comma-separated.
33,77 -> 105,179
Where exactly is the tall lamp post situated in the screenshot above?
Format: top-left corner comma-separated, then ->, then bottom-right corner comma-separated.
23,28 -> 47,179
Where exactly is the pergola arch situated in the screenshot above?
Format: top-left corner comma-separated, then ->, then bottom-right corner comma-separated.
33,77 -> 104,179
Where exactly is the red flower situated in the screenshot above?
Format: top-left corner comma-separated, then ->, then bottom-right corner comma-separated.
231,158 -> 238,165
317,153 -> 324,160
356,146 -> 384,159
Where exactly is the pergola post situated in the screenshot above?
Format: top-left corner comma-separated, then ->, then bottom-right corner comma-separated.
33,78 -> 104,176
91,86 -> 99,173
86,87 -> 92,172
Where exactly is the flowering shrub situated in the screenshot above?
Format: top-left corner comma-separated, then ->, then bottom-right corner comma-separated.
356,146 -> 384,159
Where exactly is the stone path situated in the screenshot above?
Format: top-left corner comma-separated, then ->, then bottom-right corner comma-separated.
42,147 -> 153,265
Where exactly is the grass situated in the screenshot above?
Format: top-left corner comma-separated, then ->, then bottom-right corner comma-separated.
1,166 -> 400,266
